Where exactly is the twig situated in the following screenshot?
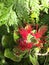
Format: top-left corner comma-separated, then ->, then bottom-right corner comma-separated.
36,52 -> 49,56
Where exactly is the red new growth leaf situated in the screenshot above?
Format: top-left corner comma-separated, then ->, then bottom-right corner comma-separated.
35,26 -> 48,38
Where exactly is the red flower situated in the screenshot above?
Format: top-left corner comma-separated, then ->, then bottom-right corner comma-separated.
19,39 -> 33,51
25,24 -> 32,33
18,25 -> 48,51
19,28 -> 28,39
19,24 -> 32,39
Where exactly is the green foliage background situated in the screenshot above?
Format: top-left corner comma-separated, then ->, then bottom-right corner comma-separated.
0,0 -> 49,65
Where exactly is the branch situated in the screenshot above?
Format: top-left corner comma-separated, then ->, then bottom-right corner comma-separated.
36,52 -> 49,56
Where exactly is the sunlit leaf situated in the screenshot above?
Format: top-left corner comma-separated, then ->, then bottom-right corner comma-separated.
29,54 -> 39,65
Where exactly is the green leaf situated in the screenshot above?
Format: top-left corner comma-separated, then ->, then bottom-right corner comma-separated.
41,0 -> 49,8
13,31 -> 19,42
40,0 -> 49,13
0,4 -> 11,22
0,2 -> 18,27
1,34 -> 14,48
15,0 -> 30,22
13,47 -> 27,58
29,54 -> 39,65
4,49 -> 21,62
7,9 -> 18,26
30,0 -> 40,22
3,0 -> 16,7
